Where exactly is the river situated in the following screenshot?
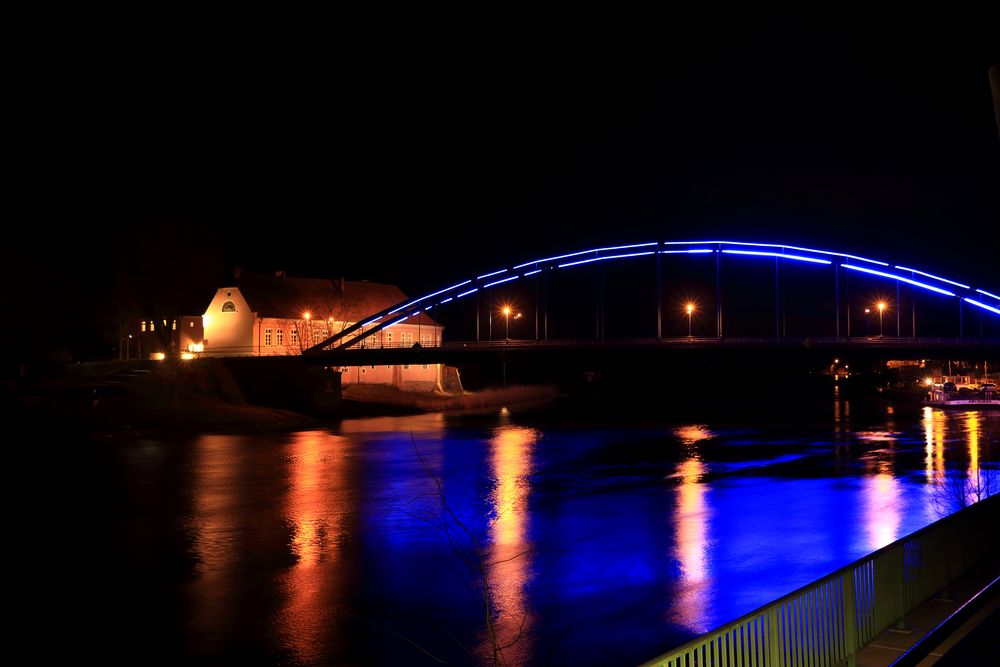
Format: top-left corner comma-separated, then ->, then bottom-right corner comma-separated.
53,386 -> 998,665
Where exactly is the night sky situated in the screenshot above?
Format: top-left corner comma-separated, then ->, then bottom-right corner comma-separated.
9,22 -> 999,361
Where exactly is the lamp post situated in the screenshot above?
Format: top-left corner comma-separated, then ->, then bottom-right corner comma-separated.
865,308 -> 871,337
127,334 -> 132,360
503,306 -> 511,341
685,303 -> 695,338
877,302 -> 886,338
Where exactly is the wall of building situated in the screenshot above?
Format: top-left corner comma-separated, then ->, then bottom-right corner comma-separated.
203,287 -> 255,355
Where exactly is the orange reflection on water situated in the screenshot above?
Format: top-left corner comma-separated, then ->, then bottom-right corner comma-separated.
921,407 -> 947,486
966,411 -> 981,506
671,427 -> 711,633
482,424 -> 537,664
276,430 -> 353,666
864,458 -> 901,550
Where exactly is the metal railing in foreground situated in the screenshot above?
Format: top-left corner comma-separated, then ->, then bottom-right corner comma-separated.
641,494 -> 999,667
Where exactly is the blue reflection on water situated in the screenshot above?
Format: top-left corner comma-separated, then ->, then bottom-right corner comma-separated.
122,401 -> 1000,666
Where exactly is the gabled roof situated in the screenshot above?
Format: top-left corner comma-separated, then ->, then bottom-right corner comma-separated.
232,272 -> 441,327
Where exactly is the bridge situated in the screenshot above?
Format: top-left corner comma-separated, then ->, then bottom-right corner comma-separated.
303,240 -> 1000,364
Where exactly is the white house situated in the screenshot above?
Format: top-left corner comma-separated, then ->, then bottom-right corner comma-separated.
198,271 -> 444,391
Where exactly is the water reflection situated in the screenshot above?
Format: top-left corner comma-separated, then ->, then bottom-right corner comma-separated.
187,434 -> 270,657
864,458 -> 901,550
483,424 -> 538,664
276,431 -> 353,665
672,425 -> 712,632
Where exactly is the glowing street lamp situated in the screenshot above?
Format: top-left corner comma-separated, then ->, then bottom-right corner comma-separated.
685,303 -> 696,338
877,301 -> 886,338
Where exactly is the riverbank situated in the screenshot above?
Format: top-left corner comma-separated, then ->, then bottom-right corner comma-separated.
9,359 -> 561,433
12,359 -> 315,435
342,382 -> 559,415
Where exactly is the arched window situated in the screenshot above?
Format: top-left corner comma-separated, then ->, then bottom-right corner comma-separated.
222,301 -> 237,312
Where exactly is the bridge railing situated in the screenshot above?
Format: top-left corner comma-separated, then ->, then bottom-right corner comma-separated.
640,494 -> 998,667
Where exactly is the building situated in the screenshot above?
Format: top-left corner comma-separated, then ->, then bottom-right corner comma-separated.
198,271 -> 444,391
123,315 -> 203,360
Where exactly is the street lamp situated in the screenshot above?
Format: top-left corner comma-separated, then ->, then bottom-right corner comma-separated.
877,302 -> 886,338
865,308 -> 871,337
502,306 -> 511,340
685,303 -> 695,338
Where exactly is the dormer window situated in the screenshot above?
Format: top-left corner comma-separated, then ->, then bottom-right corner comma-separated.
222,301 -> 237,313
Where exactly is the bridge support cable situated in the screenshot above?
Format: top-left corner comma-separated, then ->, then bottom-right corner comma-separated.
835,263 -> 841,338
656,244 -> 663,340
897,282 -> 902,337
716,245 -> 723,339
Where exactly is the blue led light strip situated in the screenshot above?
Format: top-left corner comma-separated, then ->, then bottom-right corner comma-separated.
456,288 -> 478,299
722,249 -> 831,265
660,249 -> 715,254
513,242 -> 658,269
523,269 -> 542,277
663,240 -> 889,266
388,279 -> 473,315
383,315 -> 410,329
483,275 -> 520,288
558,250 -> 656,268
895,265 -> 969,289
976,289 -> 1000,301
964,298 -> 1000,316
477,268 -> 508,280
841,264 -> 956,296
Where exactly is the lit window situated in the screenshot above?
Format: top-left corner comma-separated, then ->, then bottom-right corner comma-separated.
189,321 -> 194,328
290,328 -> 298,345
150,320 -> 155,332
401,332 -> 413,346
420,332 -> 433,346
141,321 -> 146,332
264,328 -> 272,346
276,329 -> 284,346
172,320 -> 177,331
222,301 -> 237,313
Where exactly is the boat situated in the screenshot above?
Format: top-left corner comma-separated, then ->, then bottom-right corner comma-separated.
924,386 -> 1000,409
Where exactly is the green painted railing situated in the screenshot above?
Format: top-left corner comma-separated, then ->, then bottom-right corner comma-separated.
641,494 -> 998,667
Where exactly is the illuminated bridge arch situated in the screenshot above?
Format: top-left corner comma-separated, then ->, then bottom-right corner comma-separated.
305,240 -> 1000,352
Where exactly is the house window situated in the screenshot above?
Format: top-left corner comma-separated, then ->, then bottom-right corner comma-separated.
291,328 -> 298,345
222,301 -> 237,313
403,364 -> 410,370
276,329 -> 284,346
141,321 -> 146,332
384,332 -> 393,347
150,320 -> 155,332
420,332 -> 433,347
264,328 -> 272,346
401,332 -> 413,346
361,367 -> 366,375
189,321 -> 194,328
172,320 -> 177,331
422,364 -> 429,370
